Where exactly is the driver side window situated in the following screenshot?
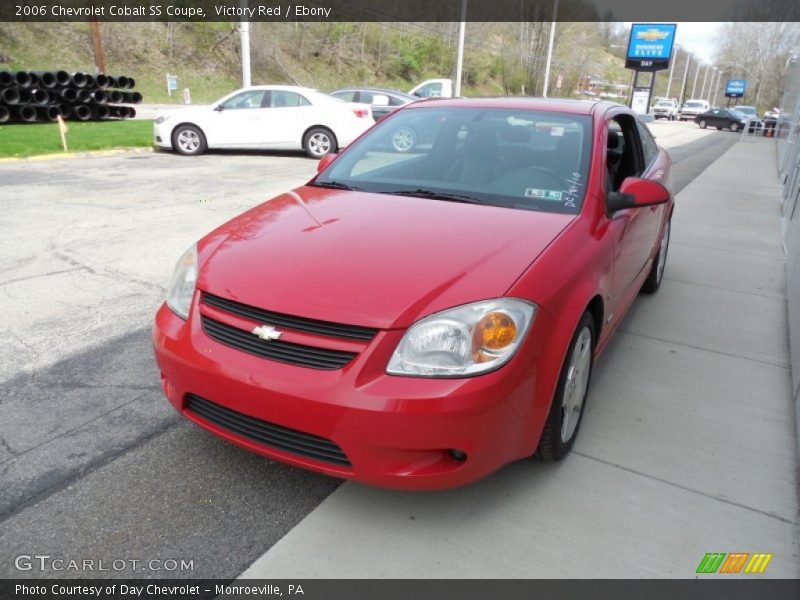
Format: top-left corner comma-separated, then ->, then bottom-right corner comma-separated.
219,90 -> 266,110
606,115 -> 643,192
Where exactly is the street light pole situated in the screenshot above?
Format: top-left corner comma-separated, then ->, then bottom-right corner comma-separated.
691,61 -> 700,98
700,64 -> 710,99
665,47 -> 677,99
454,0 -> 467,97
679,52 -> 691,104
542,0 -> 559,97
239,0 -> 251,87
712,69 -> 723,106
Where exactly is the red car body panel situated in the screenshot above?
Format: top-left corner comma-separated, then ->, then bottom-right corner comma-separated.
153,99 -> 673,490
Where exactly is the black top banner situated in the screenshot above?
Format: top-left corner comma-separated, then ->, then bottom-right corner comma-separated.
1,0 -> 799,22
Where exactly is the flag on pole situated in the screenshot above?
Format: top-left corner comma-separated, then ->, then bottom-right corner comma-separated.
56,114 -> 69,151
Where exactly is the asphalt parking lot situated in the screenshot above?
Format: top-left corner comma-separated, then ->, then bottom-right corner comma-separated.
1,121 -> 778,579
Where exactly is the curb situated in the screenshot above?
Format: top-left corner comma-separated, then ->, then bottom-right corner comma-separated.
0,146 -> 156,164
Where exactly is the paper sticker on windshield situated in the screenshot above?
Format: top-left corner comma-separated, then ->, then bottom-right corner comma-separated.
550,126 -> 565,137
525,188 -> 563,201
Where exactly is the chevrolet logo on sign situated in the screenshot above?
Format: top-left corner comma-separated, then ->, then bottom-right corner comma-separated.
636,28 -> 671,42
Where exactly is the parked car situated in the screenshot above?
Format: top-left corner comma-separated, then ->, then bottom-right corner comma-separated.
330,87 -> 417,121
154,98 -> 673,490
764,107 -> 781,120
733,105 -> 764,131
153,85 -> 373,158
651,99 -> 678,120
679,99 -> 710,121
409,78 -> 454,98
694,108 -> 749,132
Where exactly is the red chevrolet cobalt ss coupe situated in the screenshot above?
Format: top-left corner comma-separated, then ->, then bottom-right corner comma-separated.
153,98 -> 673,490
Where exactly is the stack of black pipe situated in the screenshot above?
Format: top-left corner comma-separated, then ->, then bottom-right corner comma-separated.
0,70 -> 143,124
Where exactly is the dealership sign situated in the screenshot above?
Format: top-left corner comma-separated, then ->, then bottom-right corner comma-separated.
725,79 -> 747,98
625,23 -> 677,71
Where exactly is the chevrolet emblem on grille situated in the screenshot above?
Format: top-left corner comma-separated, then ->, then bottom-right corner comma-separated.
252,325 -> 282,341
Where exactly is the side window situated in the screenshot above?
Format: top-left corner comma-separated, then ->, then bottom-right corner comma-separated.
332,91 -> 356,102
607,115 -> 644,191
219,90 -> 266,110
416,82 -> 443,98
636,120 -> 659,169
388,95 -> 406,106
270,91 -> 311,108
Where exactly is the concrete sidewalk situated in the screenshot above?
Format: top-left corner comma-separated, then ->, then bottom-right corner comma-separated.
242,138 -> 799,578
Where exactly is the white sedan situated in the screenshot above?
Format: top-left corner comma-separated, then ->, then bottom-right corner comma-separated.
153,86 -> 373,158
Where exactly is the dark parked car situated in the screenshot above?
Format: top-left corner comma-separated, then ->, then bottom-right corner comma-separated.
694,108 -> 750,132
331,87 -> 417,121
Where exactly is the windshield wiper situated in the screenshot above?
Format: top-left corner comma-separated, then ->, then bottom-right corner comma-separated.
382,189 -> 484,204
311,180 -> 364,191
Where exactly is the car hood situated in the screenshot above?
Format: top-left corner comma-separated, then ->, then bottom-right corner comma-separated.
157,105 -> 213,122
198,187 -> 574,329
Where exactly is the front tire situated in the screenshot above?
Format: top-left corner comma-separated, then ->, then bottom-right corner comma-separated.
537,312 -> 595,461
303,127 -> 337,159
172,124 -> 207,156
730,122 -> 740,132
641,219 -> 671,294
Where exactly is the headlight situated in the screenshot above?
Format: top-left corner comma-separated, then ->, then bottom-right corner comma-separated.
166,244 -> 197,319
387,298 -> 537,377
155,115 -> 170,125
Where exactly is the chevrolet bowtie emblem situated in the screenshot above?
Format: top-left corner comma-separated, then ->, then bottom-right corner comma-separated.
252,325 -> 282,341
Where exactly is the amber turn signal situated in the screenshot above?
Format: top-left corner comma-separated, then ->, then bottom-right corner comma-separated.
475,311 -> 517,351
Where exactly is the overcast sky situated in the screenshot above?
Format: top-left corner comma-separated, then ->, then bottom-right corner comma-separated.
675,22 -> 720,63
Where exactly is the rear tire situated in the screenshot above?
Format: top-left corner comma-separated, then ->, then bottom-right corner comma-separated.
698,119 -> 707,129
172,124 -> 207,156
537,312 -> 595,461
303,127 -> 337,159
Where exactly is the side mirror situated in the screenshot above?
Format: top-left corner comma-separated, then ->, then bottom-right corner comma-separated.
607,177 -> 670,214
317,152 -> 338,172
213,105 -> 224,112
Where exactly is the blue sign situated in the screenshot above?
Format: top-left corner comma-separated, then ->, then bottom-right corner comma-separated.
625,23 -> 677,71
725,79 -> 747,98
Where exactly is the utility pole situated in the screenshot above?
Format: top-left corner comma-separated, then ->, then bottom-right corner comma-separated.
454,0 -> 467,97
679,52 -> 691,104
88,1 -> 106,74
542,0 -> 559,97
240,0 -> 251,87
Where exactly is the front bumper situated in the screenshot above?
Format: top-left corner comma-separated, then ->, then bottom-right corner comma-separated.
153,121 -> 174,149
153,296 -> 546,490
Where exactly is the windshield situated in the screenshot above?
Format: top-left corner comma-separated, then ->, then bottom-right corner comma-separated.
656,101 -> 672,106
314,107 -> 593,215
737,106 -> 757,116
684,102 -> 705,109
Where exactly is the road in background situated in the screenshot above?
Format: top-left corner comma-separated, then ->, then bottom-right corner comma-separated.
0,122 -> 744,578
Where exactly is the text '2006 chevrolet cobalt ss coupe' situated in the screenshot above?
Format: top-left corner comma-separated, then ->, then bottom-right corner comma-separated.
153,98 -> 673,490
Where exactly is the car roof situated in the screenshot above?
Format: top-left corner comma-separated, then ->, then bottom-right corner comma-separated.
240,85 -> 320,94
404,97 -> 614,116
333,87 -> 416,99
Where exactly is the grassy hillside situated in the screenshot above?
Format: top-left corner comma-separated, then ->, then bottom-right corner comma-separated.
0,22 -> 623,104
